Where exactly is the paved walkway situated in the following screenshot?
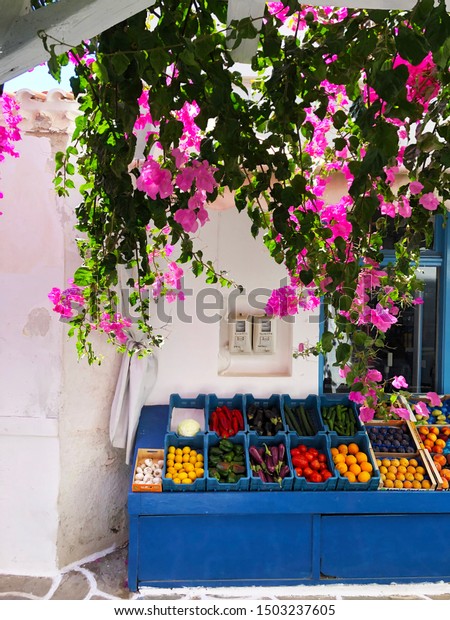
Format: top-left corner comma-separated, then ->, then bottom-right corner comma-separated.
1,545 -> 450,600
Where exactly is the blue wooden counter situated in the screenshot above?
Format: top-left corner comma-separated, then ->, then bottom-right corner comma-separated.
128,406 -> 450,591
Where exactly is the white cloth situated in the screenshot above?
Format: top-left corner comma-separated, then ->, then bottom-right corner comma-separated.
110,342 -> 158,463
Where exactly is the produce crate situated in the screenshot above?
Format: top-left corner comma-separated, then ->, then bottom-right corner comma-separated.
205,393 -> 247,437
245,393 -> 286,436
422,449 -> 445,491
329,433 -> 380,491
132,448 -> 164,493
162,433 -> 206,492
248,433 -> 294,491
376,451 -> 437,491
167,393 -> 206,435
282,394 -> 325,436
288,434 -> 338,491
407,394 -> 450,425
319,395 -> 364,437
206,434 -> 250,491
366,421 -> 422,455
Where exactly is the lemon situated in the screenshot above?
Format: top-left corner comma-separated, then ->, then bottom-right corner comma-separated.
195,468 -> 204,477
165,473 -> 173,479
189,456 -> 197,465
178,472 -> 188,480
188,471 -> 197,481
182,446 -> 191,454
174,455 -> 183,464
184,463 -> 194,472
182,478 -> 192,484
175,448 -> 182,455
182,454 -> 190,463
168,446 -> 176,454
174,463 -> 182,471
173,477 -> 181,484
167,466 -> 176,475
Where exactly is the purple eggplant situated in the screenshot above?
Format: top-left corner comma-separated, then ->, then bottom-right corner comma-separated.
265,455 -> 275,474
270,445 -> 279,467
277,442 -> 286,463
279,464 -> 290,479
255,469 -> 267,482
249,445 -> 264,466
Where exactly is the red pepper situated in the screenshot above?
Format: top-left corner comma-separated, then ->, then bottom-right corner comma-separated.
233,409 -> 245,431
210,410 -> 219,433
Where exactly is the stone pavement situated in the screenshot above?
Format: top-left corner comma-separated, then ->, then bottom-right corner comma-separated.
1,544 -> 450,600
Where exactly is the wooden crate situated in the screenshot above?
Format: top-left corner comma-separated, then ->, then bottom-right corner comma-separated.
132,448 -> 164,492
365,419 -> 422,456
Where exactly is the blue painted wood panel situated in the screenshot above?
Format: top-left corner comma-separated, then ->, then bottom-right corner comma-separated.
137,514 -> 313,586
321,515 -> 450,580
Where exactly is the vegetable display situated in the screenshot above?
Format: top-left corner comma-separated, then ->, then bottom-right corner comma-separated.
209,406 -> 244,438
367,424 -> 417,453
165,445 -> 204,485
248,443 -> 290,486
247,404 -> 283,436
321,404 -> 357,436
290,445 -> 333,483
377,456 -> 432,489
284,403 -> 317,436
208,439 -> 247,484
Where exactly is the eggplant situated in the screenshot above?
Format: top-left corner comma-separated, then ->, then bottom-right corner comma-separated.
265,455 -> 275,474
279,464 -> 290,479
270,445 -> 279,467
255,469 -> 267,482
249,445 -> 264,466
278,442 -> 286,463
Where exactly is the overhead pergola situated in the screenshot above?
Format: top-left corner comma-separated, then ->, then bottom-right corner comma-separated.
0,0 -> 441,85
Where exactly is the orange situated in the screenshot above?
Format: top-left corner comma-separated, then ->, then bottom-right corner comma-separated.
174,455 -> 183,464
344,471 -> 356,482
347,443 -> 359,455
336,462 -> 348,474
421,479 -> 432,489
376,459 -> 382,468
182,454 -> 190,463
349,463 -> 361,476
345,455 -> 357,466
384,479 -> 394,488
334,454 -> 345,464
181,478 -> 192,484
355,452 -> 368,464
403,480 -> 413,489
360,461 -> 373,473
331,447 -> 339,457
188,471 -> 197,481
357,471 -> 371,483
338,444 -> 348,454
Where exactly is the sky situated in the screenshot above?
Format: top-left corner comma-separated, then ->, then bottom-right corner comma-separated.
5,63 -> 73,93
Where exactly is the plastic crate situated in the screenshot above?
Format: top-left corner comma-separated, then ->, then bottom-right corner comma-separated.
206,434 -> 250,491
319,395 -> 364,436
167,393 -> 206,435
329,433 -> 381,491
245,394 -> 286,436
162,433 -> 206,492
282,394 -> 324,436
288,434 -> 338,491
205,393 -> 247,437
248,433 -> 293,491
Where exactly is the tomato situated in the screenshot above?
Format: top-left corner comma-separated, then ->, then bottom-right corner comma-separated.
308,448 -> 319,458
291,456 -> 304,468
318,453 -> 327,463
321,470 -> 333,481
305,452 -> 314,462
298,444 -> 308,453
303,467 -> 314,478
295,467 -> 303,477
296,456 -> 309,469
290,448 -> 301,458
310,459 -> 321,471
309,472 -> 323,483
319,461 -> 329,471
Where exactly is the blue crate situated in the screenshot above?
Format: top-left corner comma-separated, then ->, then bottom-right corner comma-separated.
162,433 -> 206,492
282,394 -> 324,436
205,394 -> 247,437
245,394 -> 286,435
319,395 -> 364,436
248,433 -> 293,491
288,434 -> 338,491
206,434 -> 250,491
329,433 -> 381,491
167,393 -> 206,435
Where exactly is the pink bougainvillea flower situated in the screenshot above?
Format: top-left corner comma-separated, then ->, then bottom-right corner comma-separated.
136,157 -> 173,200
366,369 -> 382,383
414,401 -> 430,418
419,192 -> 440,211
397,196 -> 411,218
392,375 -> 408,389
192,160 -> 218,193
266,285 -> 299,317
339,365 -> 351,379
409,181 -> 424,195
370,303 -> 397,332
174,208 -> 199,233
391,406 -> 411,420
426,392 -> 442,407
297,342 -> 305,353
359,406 -> 375,423
349,390 -> 365,404
175,166 -> 196,191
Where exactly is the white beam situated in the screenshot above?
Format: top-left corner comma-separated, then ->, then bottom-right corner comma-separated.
227,0 -> 266,63
0,0 -> 156,84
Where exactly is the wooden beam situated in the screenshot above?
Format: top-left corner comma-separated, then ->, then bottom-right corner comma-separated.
0,0 -> 156,84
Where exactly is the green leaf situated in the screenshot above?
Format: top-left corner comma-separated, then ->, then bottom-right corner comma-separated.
111,53 -> 131,75
321,331 -> 334,353
92,61 -> 109,82
395,25 -> 429,66
73,266 -> 93,286
336,342 -> 351,365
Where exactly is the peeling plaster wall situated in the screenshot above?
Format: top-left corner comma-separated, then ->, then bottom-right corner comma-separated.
0,92 -> 128,575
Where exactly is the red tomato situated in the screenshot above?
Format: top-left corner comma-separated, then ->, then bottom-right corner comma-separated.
321,470 -> 333,481
291,456 -> 304,468
319,461 -> 329,471
303,467 -> 314,478
296,456 -> 309,469
305,452 -> 314,462
298,444 -> 308,453
318,453 -> 327,463
310,472 -> 323,483
308,448 -> 319,458
295,467 -> 303,477
290,448 -> 301,457
310,459 -> 321,471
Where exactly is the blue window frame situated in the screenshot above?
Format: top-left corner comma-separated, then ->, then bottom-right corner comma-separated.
320,218 -> 450,394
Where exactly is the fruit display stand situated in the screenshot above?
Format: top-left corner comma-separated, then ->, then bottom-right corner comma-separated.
128,405 -> 450,591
